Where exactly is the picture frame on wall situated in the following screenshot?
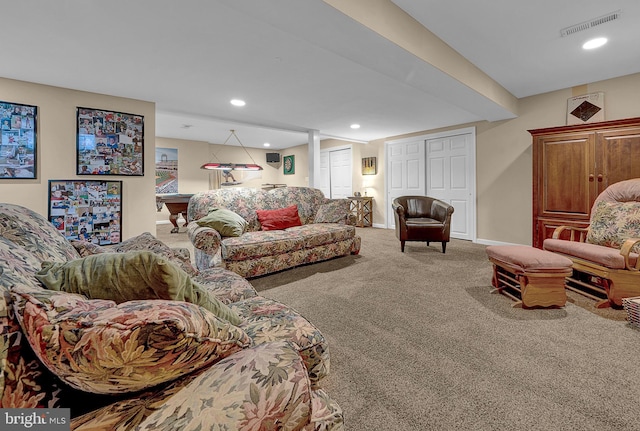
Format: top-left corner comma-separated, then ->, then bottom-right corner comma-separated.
48,179 -> 122,244
0,100 -> 37,179
283,155 -> 295,175
362,157 -> 377,175
76,107 -> 144,176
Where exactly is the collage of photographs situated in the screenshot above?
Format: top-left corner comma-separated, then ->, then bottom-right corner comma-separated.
49,180 -> 122,244
76,107 -> 144,176
0,101 -> 37,179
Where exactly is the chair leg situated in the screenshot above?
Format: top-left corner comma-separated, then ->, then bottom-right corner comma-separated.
442,242 -> 447,253
400,240 -> 405,252
426,241 -> 430,246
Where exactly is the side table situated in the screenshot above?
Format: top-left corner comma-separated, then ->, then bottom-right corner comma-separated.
348,196 -> 373,227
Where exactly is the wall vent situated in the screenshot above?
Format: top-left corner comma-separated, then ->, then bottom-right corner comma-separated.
560,10 -> 622,37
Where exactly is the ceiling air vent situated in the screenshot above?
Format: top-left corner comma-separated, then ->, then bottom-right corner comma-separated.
560,10 -> 622,37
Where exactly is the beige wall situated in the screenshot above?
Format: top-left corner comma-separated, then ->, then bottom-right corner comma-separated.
368,72 -> 640,245
3,72 -> 640,245
0,77 -> 156,239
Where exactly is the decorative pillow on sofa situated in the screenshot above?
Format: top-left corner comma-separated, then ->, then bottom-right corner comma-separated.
314,199 -> 350,224
587,200 -> 640,251
195,208 -> 248,237
11,284 -> 252,394
71,231 -> 198,276
35,250 -> 242,325
256,205 -> 302,230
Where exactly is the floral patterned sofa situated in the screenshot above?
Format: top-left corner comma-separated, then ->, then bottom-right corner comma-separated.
0,203 -> 343,430
187,187 -> 361,278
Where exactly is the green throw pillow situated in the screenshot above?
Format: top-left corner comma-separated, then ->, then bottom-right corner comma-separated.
196,208 -> 248,237
35,250 -> 242,325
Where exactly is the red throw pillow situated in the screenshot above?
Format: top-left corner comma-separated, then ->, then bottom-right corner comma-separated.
256,205 -> 302,230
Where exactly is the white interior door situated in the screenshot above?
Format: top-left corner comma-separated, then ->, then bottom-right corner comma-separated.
426,129 -> 476,241
386,139 -> 425,229
318,150 -> 330,198
319,146 -> 352,199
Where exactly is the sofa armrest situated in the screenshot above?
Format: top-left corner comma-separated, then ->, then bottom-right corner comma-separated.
187,221 -> 222,256
551,225 -> 589,242
621,237 -> 640,270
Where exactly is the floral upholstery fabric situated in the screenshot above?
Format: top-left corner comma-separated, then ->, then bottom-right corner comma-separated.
587,200 -> 640,252
72,231 -> 198,276
12,283 -> 252,394
314,199 -> 350,224
0,203 -> 80,263
72,341 -> 344,431
232,296 -> 331,387
0,202 -> 343,429
187,187 -> 361,277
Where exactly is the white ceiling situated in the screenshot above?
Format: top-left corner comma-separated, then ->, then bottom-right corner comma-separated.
1,0 -> 639,149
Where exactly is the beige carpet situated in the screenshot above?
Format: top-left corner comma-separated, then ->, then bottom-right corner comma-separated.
157,224 -> 640,431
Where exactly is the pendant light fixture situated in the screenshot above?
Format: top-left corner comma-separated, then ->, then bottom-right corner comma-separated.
201,129 -> 263,171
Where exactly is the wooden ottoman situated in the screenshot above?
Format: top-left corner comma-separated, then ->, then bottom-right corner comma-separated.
486,245 -> 573,308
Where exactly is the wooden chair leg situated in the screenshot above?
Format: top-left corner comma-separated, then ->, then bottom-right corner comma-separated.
442,242 -> 447,253
400,240 -> 405,252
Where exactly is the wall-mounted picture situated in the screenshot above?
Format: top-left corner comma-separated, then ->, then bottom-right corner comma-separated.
48,180 -> 122,244
362,156 -> 377,175
76,107 -> 144,176
283,155 -> 295,175
155,147 -> 178,193
0,101 -> 37,179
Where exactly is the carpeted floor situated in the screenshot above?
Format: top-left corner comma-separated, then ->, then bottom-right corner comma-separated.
157,224 -> 640,431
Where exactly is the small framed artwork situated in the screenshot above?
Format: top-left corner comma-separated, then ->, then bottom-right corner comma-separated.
76,107 -> 144,176
362,157 -> 377,175
283,155 -> 295,175
0,100 -> 37,179
48,179 -> 122,244
567,92 -> 605,125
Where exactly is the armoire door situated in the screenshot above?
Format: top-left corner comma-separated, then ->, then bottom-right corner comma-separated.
597,127 -> 640,194
536,132 -> 595,220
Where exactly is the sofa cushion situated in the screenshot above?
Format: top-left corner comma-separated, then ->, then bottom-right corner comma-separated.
134,341 -> 313,430
587,200 -> 640,252
222,230 -> 306,261
12,284 -> 252,394
195,208 -> 248,237
543,238 -> 639,270
256,205 -> 302,230
34,250 -> 242,325
287,223 -> 356,248
314,199 -> 350,224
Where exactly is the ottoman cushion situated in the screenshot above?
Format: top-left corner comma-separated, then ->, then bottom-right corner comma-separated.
486,245 -> 572,273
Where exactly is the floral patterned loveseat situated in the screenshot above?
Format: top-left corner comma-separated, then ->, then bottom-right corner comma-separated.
0,203 -> 344,430
187,187 -> 361,278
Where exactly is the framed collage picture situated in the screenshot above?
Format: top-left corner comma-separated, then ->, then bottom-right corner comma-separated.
0,101 -> 37,179
76,107 -> 144,176
48,180 -> 122,244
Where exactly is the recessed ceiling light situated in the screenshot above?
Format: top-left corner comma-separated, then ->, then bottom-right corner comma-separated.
583,37 -> 607,50
350,124 -> 361,129
263,143 -> 270,147
230,99 -> 246,107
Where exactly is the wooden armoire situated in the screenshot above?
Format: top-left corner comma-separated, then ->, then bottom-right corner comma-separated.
530,117 -> 640,249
